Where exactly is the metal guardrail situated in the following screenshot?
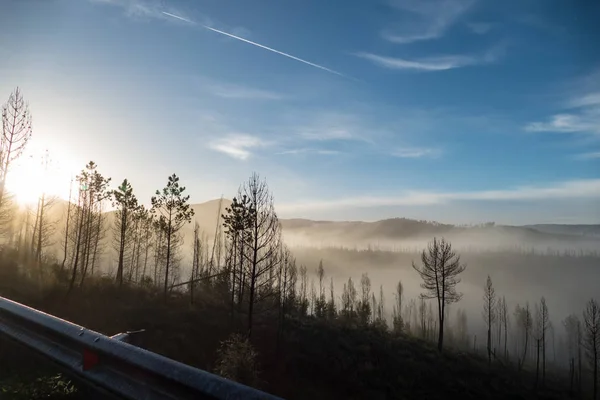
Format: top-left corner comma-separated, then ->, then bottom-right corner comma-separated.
0,296 -> 284,400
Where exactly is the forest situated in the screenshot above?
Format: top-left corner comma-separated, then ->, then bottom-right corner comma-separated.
0,87 -> 599,400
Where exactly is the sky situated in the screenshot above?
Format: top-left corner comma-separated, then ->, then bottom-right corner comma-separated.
1,0 -> 599,224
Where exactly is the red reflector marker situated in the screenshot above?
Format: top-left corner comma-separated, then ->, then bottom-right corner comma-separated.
83,348 -> 99,371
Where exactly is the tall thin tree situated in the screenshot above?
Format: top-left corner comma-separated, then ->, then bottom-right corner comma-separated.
112,179 -> 138,287
583,298 -> 600,400
482,275 -> 496,366
151,174 -> 194,300
238,173 -> 280,337
412,237 -> 466,352
0,87 -> 32,207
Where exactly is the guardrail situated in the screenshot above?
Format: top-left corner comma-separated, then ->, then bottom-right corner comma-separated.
0,296 -> 284,400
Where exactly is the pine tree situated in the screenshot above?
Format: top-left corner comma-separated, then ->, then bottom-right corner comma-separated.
151,174 -> 194,300
112,179 -> 139,288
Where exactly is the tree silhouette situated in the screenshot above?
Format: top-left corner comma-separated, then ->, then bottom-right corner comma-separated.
540,297 -> 549,384
68,161 -> 111,293
583,298 -> 600,400
222,194 -> 256,311
515,303 -> 533,370
237,173 -> 280,337
499,296 -> 509,359
60,177 -> 75,271
412,237 -> 466,352
392,280 -> 404,333
482,275 -> 496,366
151,174 -> 194,301
563,314 -> 583,394
112,179 -> 139,288
0,87 -> 32,208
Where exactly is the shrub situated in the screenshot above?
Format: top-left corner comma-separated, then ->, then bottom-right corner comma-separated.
214,333 -> 260,388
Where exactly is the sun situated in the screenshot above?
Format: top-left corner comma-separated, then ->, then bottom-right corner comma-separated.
5,150 -> 76,206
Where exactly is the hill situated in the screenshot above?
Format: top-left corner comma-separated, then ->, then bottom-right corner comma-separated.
524,224 -> 600,237
38,198 -> 599,265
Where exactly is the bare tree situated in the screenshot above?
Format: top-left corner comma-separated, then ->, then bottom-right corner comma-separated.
376,285 -> 385,325
412,237 -> 466,352
540,297 -> 549,384
514,303 -> 533,370
358,273 -> 372,326
534,302 -> 543,386
341,277 -> 357,320
189,220 -> 202,304
277,246 -> 297,339
139,209 -> 154,282
482,275 -> 496,365
419,297 -> 427,338
584,298 -> 600,400
33,196 -> 57,266
151,174 -> 194,301
564,314 -> 584,395
315,260 -> 326,318
60,177 -> 74,270
327,277 -> 336,320
392,280 -> 404,333
299,265 -> 308,317
238,173 -> 281,337
0,87 -> 32,208
499,296 -> 509,359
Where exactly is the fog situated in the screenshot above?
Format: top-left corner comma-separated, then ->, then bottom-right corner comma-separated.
289,243 -> 600,363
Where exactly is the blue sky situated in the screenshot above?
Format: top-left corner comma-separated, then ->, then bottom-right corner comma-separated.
1,0 -> 599,224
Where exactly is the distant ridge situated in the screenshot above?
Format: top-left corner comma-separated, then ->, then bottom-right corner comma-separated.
38,198 -> 600,259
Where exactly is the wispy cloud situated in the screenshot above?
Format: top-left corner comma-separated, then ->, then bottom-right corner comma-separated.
299,128 -> 356,141
574,151 -> 600,160
208,134 -> 265,160
355,45 -> 503,71
525,91 -> 600,135
567,93 -> 600,109
383,0 -> 475,44
277,148 -> 341,156
91,0 -> 188,21
467,22 -> 493,35
206,82 -> 283,100
161,12 -> 347,78
392,147 -> 441,158
291,113 -> 374,142
278,179 -> 600,212
525,114 -> 597,133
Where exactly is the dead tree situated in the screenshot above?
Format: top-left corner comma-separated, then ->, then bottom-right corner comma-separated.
238,173 -> 281,337
540,297 -> 549,384
515,303 -> 533,370
564,314 -> 583,395
412,237 -> 466,352
482,275 -> 496,366
60,178 -> 74,270
584,298 -> 600,400
0,87 -> 32,207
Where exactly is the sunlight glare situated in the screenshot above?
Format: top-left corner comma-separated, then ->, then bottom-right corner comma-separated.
5,144 -> 80,206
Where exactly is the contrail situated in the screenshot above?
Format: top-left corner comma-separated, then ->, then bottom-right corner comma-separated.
161,11 -> 346,78
162,11 -> 193,24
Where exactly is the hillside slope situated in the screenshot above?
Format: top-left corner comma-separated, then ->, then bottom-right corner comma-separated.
39,199 -> 599,265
